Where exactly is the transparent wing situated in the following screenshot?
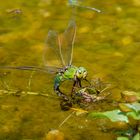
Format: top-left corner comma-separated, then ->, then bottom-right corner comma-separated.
43,30 -> 65,69
0,66 -> 62,74
61,20 -> 76,66
68,0 -> 101,13
68,0 -> 79,5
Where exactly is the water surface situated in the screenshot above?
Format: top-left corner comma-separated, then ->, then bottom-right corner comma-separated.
0,0 -> 140,139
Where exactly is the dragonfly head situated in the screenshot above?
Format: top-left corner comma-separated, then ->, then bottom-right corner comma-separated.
76,67 -> 87,79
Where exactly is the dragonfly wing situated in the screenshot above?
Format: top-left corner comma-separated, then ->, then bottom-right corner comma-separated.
43,30 -> 65,69
61,20 -> 76,66
44,66 -> 62,73
0,66 -> 61,74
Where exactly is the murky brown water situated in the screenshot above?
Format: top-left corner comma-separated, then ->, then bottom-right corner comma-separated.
0,0 -> 140,139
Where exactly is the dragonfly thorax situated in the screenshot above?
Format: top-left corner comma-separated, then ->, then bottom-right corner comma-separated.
75,67 -> 87,79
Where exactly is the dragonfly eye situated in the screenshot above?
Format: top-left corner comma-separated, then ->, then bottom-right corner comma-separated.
76,67 -> 87,79
78,71 -> 82,74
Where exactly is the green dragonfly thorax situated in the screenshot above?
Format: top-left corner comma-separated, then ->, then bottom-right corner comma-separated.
54,66 -> 87,87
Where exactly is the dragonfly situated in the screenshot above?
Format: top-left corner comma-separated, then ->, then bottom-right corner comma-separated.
68,0 -> 101,13
0,20 -> 89,100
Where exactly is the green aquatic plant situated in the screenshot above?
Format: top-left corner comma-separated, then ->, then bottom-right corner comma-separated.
125,103 -> 140,113
132,133 -> 140,140
88,102 -> 140,140
88,102 -> 140,122
127,111 -> 140,120
88,109 -> 129,123
117,133 -> 140,140
117,137 -> 129,140
119,103 -> 140,120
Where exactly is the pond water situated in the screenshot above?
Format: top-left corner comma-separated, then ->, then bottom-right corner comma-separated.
0,0 -> 140,139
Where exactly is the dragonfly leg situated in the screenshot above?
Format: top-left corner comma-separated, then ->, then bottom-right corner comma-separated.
71,80 -> 76,97
54,84 -> 69,100
78,79 -> 82,87
71,79 -> 81,97
84,79 -> 91,86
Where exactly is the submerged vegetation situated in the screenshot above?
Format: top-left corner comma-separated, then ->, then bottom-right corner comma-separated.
0,0 -> 140,140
